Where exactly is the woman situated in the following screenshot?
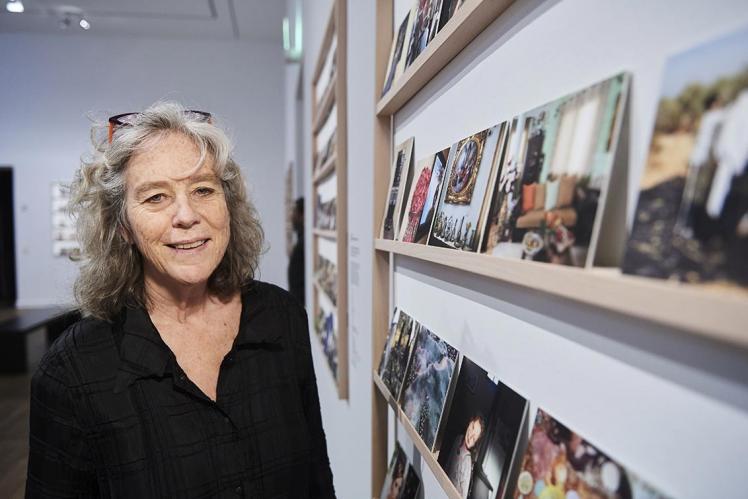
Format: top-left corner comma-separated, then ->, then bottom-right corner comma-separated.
25,102 -> 336,498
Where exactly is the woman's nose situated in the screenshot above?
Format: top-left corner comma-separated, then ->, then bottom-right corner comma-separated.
172,194 -> 200,228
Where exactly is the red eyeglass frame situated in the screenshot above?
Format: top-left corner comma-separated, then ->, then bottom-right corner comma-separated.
107,110 -> 213,143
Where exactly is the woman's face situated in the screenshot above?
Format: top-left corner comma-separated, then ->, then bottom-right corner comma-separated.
465,419 -> 483,450
124,132 -> 230,292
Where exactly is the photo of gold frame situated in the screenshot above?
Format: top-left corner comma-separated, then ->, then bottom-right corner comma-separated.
445,133 -> 485,205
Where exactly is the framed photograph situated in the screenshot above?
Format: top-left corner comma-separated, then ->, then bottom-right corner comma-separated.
513,409 -> 668,499
377,308 -> 417,400
382,10 -> 414,96
429,124 -> 506,251
380,137 -> 415,240
404,0 -> 444,68
437,357 -> 528,499
399,323 -> 458,450
623,26 -> 748,289
481,73 -> 631,267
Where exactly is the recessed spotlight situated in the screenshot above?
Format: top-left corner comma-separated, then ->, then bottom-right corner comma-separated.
5,0 -> 24,13
79,18 -> 90,30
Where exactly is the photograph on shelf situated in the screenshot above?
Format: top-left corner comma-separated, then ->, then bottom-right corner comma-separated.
406,146 -> 452,244
429,123 -> 506,251
379,442 -> 422,499
380,443 -> 407,499
399,323 -> 458,450
381,137 -> 415,240
622,26 -> 748,289
481,72 -> 631,267
513,409 -> 668,499
313,300 -> 338,380
437,0 -> 465,31
437,357 -> 528,499
382,10 -> 414,96
404,0 -> 444,68
315,173 -> 337,231
378,308 -> 417,400
398,153 -> 436,243
314,254 -> 337,306
400,464 -> 421,499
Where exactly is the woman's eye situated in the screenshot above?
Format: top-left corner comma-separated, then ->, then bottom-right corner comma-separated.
195,186 -> 215,196
145,193 -> 165,204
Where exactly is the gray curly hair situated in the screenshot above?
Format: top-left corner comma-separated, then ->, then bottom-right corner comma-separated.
69,101 -> 264,320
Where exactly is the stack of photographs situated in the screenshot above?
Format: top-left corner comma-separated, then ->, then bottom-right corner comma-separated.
623,26 -> 748,290
513,409 -> 668,499
375,310 -> 673,499
380,443 -> 421,499
387,73 -> 631,269
381,0 -> 467,97
437,357 -> 528,499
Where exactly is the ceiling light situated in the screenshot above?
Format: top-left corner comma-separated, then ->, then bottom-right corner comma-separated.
79,18 -> 90,30
6,0 -> 24,13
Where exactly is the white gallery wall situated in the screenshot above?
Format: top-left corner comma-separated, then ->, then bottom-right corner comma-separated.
295,0 -> 748,497
0,33 -> 286,307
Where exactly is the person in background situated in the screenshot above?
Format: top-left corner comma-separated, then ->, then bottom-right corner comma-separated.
289,197 -> 306,304
25,102 -> 335,498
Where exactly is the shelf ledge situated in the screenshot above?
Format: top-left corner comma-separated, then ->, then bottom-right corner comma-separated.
313,154 -> 337,184
313,228 -> 337,240
374,238 -> 748,349
313,78 -> 336,134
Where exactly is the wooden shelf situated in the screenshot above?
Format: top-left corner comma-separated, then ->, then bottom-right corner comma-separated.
313,228 -> 337,239
376,0 -> 515,116
372,372 -> 462,499
375,238 -> 748,349
313,154 -> 336,184
313,79 -> 336,134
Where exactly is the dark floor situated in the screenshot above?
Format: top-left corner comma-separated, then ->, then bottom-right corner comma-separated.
0,374 -> 30,499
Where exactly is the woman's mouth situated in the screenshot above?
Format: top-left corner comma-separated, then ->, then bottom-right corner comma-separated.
167,239 -> 209,250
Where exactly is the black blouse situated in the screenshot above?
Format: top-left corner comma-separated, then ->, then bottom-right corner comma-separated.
26,281 -> 336,498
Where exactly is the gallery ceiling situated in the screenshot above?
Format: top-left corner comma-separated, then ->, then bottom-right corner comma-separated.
0,0 -> 286,41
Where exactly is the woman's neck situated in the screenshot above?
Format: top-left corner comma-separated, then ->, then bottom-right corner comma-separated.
144,275 -> 214,323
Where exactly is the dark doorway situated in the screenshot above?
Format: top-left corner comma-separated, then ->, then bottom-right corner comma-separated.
0,167 -> 17,307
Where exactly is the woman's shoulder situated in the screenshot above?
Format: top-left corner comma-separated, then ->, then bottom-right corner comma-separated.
34,315 -> 119,388
245,280 -> 306,315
